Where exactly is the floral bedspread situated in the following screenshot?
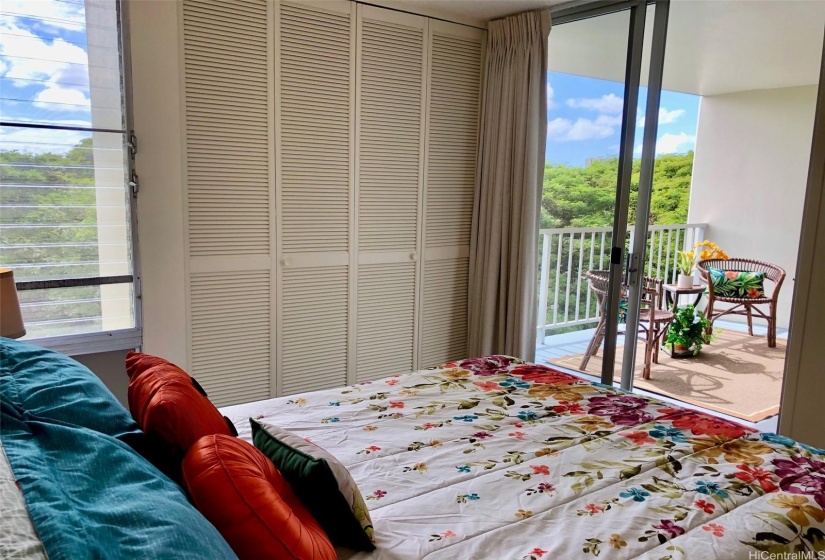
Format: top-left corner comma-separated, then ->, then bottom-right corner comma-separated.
222,356 -> 825,560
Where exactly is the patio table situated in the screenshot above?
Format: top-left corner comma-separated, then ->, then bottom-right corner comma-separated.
663,283 -> 704,312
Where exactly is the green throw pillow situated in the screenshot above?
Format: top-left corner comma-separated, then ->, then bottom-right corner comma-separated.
708,266 -> 767,299
250,419 -> 375,551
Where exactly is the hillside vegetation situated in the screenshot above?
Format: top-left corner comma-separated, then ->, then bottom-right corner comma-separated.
542,152 -> 694,228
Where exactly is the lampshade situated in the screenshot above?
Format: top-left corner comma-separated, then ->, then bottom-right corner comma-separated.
0,268 -> 26,339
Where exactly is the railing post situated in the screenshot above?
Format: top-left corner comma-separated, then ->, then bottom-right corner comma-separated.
537,232 -> 551,342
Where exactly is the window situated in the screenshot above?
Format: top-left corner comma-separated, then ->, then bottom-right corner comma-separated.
0,0 -> 138,349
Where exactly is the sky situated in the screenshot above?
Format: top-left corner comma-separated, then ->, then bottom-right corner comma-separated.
546,71 -> 700,166
0,0 -> 106,153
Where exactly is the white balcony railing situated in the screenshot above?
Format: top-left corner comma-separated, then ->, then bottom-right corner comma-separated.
537,223 -> 708,337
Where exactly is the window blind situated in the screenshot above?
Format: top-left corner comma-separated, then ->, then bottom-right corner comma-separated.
0,0 -> 136,340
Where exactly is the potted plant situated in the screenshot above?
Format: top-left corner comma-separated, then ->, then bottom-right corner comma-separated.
675,240 -> 730,289
665,305 -> 715,357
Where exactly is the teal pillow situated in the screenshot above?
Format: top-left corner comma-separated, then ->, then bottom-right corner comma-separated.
0,338 -> 138,438
1,397 -> 237,560
708,266 -> 767,299
250,418 -> 376,551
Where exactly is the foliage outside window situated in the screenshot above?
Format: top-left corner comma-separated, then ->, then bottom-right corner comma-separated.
0,0 -> 136,340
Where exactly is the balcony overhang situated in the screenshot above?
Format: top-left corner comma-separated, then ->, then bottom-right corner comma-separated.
548,0 -> 825,96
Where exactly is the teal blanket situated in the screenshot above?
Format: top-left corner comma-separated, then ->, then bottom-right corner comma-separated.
0,339 -> 237,559
1,398 -> 237,559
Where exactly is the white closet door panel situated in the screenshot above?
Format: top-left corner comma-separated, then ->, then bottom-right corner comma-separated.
182,0 -> 270,257
420,257 -> 469,368
424,26 -> 483,249
281,266 -> 349,395
190,270 -> 271,407
419,22 -> 484,368
280,1 -> 353,254
357,9 -> 425,252
356,262 -> 416,381
277,1 -> 354,396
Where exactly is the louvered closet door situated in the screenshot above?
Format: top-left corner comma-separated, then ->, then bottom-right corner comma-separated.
419,21 -> 485,368
182,0 -> 273,406
355,6 -> 427,382
276,0 -> 355,395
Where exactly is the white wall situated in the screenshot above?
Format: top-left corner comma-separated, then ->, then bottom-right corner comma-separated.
129,0 -> 189,368
74,350 -> 130,405
688,85 -> 818,328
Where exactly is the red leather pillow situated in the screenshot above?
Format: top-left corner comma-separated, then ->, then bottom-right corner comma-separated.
126,352 -> 234,461
183,434 -> 336,560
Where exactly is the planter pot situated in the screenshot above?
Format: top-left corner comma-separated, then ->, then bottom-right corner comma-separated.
671,343 -> 697,359
677,274 -> 694,289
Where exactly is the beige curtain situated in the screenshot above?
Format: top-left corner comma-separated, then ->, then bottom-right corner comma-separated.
468,10 -> 551,361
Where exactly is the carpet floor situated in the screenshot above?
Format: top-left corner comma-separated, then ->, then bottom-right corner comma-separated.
548,329 -> 786,423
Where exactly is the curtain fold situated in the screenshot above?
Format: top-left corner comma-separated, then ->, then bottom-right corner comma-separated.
468,10 -> 551,361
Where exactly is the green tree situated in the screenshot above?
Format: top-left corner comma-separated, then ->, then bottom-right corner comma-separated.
539,152 -> 695,331
541,152 -> 694,229
0,138 -> 104,336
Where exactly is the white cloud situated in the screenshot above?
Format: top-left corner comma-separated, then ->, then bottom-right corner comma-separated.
34,83 -> 90,110
638,107 -> 686,127
566,93 -> 624,114
1,1 -> 85,31
0,21 -> 89,84
0,125 -> 88,154
0,17 -> 91,113
547,114 -> 622,142
632,132 -> 696,155
546,83 -> 556,109
656,132 -> 695,154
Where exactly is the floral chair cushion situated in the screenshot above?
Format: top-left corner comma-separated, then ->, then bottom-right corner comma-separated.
708,266 -> 767,299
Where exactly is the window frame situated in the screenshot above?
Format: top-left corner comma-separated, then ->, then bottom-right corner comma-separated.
6,0 -> 142,355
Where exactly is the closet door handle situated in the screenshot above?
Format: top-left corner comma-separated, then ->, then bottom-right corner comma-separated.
409,251 -> 418,262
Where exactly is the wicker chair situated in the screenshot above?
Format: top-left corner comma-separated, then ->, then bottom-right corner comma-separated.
697,258 -> 786,348
580,270 -> 674,379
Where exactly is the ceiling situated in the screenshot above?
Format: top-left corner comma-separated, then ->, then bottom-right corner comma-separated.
372,0 -> 565,27
548,0 -> 825,96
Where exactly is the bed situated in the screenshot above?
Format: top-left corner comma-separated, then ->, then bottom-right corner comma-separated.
3,343 -> 824,559
223,355 -> 825,559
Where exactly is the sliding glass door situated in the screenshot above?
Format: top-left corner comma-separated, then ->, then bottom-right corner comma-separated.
541,0 -> 663,388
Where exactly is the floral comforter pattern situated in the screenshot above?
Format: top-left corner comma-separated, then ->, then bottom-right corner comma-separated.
222,356 -> 825,560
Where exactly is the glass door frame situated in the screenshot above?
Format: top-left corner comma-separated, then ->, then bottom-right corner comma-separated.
551,0 -> 670,390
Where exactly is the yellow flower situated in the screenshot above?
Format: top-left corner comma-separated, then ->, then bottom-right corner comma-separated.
363,425 -> 378,431
528,383 -> 596,401
692,437 -> 772,466
573,415 -> 613,432
686,251 -> 695,259
768,495 -> 825,527
608,534 -> 627,550
535,447 -> 559,458
515,509 -> 533,519
443,368 -> 470,380
412,462 -> 428,473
